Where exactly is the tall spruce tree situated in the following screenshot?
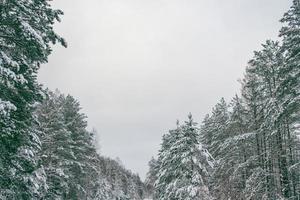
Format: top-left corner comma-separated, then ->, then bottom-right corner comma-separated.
155,114 -> 214,200
35,90 -> 70,199
0,0 -> 66,198
280,2 -> 300,198
36,91 -> 112,199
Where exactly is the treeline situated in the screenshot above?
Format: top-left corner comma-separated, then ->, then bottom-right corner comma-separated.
200,0 -> 300,198
146,1 -> 300,199
0,1 -> 146,199
35,90 -> 146,199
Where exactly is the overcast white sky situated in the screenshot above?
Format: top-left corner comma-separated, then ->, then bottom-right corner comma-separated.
38,0 -> 292,179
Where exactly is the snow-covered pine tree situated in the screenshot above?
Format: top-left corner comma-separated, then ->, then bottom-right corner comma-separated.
226,95 -> 253,198
200,98 -> 231,199
237,58 -> 270,200
205,40 -> 298,200
154,121 -> 182,199
241,38 -> 300,199
0,0 -> 66,198
35,90 -> 71,199
145,157 -> 159,199
59,94 -> 89,199
200,29 -> 300,199
84,129 -> 113,200
280,0 -> 300,100
246,40 -> 291,199
100,156 -> 146,200
280,1 -> 300,198
36,91 -> 113,199
204,96 -> 252,200
155,114 -> 214,200
203,98 -> 230,160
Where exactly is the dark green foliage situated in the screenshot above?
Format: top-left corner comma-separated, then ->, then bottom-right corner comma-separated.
0,0 -> 65,198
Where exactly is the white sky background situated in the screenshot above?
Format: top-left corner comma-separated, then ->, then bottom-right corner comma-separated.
39,0 -> 292,179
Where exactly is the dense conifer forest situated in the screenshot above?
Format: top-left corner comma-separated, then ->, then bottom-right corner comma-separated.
0,0 -> 299,199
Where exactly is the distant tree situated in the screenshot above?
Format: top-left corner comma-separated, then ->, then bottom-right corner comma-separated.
145,157 -> 159,199
100,156 -> 146,200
